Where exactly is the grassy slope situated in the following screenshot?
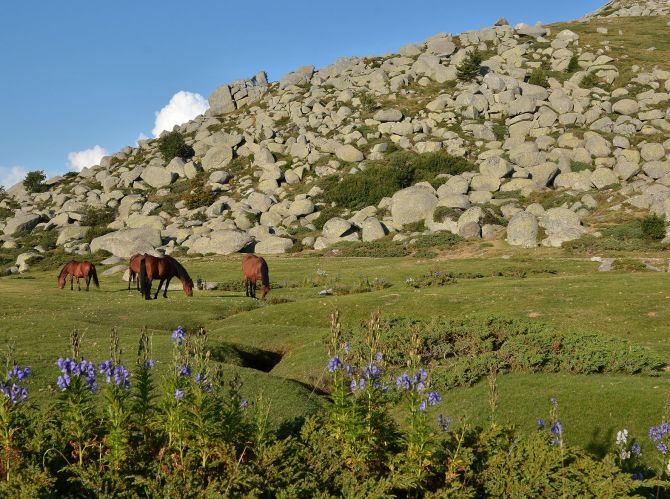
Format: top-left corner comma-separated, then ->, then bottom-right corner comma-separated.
1,252 -> 670,457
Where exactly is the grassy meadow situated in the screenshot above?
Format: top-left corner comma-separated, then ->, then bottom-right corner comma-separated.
1,246 -> 670,461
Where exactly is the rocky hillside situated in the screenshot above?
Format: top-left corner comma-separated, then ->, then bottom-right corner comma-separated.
1,0 -> 670,271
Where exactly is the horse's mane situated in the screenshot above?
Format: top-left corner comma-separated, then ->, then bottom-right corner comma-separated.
167,256 -> 193,285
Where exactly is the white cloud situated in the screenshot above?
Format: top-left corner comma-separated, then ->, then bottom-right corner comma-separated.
67,145 -> 108,172
152,91 -> 209,137
0,165 -> 28,189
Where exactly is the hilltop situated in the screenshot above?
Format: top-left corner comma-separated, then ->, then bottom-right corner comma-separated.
1,0 -> 670,272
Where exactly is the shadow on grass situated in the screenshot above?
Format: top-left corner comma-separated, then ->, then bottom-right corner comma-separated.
585,426 -> 615,458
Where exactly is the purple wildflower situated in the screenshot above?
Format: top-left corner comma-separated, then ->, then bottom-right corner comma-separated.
631,443 -> 641,456
343,343 -> 350,354
171,326 -> 185,346
144,359 -> 155,369
419,400 -> 427,412
438,414 -> 452,432
537,418 -> 545,429
350,379 -> 357,392
327,356 -> 342,373
427,391 -> 441,406
174,389 -> 184,400
359,378 -> 366,390
240,399 -> 248,409
178,365 -> 191,377
657,443 -> 668,454
375,352 -> 383,362
396,373 -> 411,390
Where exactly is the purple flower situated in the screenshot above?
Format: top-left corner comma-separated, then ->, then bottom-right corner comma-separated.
144,359 -> 155,369
174,389 -> 184,400
396,373 -> 411,390
7,365 -> 31,382
178,365 -> 191,377
657,443 -> 668,454
375,352 -> 383,362
240,399 -> 248,409
171,326 -> 185,346
419,400 -> 427,412
631,443 -> 641,456
359,378 -> 366,390
632,472 -> 644,480
327,356 -> 342,373
345,364 -> 353,376
350,379 -> 357,392
427,391 -> 441,406
56,357 -> 96,392
550,420 -> 563,437
364,364 -> 380,380
413,368 -> 427,384
343,343 -> 350,354
537,418 -> 545,429
438,414 -> 452,432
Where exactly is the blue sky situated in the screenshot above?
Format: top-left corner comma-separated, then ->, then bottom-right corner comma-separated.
0,0 -> 604,187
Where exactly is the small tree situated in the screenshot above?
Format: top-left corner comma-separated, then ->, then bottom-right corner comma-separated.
158,131 -> 195,162
457,50 -> 483,81
23,170 -> 48,193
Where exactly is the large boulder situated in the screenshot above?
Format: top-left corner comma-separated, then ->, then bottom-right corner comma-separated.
90,228 -> 162,258
56,226 -> 89,246
280,65 -> 314,89
335,144 -> 364,163
187,230 -> 252,255
361,217 -> 387,242
373,109 -> 403,122
506,212 -> 538,248
140,166 -> 176,188
539,208 -> 585,247
3,214 -> 43,236
391,186 -> 438,225
255,236 -> 293,254
202,144 -> 234,171
322,217 -> 353,239
288,199 -> 315,217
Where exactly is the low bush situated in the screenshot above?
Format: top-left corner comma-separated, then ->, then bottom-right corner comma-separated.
528,68 -> 549,88
320,151 -> 474,210
580,72 -> 600,89
81,205 -> 117,227
641,214 -> 666,240
343,315 -> 664,389
158,131 -> 195,162
567,55 -> 580,73
182,173 -> 214,209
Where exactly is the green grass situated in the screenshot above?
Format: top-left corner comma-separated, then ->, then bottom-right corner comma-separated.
2,253 -> 670,458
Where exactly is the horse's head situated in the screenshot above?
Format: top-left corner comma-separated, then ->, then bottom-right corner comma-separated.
57,274 -> 66,289
260,284 -> 270,300
183,278 -> 194,297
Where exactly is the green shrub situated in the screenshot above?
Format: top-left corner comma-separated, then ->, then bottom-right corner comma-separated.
85,225 -> 114,244
81,206 -> 116,227
580,72 -> 600,89
612,258 -> 649,272
457,49 -> 483,81
528,68 -> 549,88
570,160 -> 592,172
182,173 -> 214,209
358,92 -> 378,113
567,55 -> 580,73
433,206 -> 462,223
492,122 -> 507,141
313,205 -> 342,230
330,239 -> 410,257
320,151 -> 473,210
158,131 -> 195,162
641,214 -> 666,240
348,315 -> 664,389
23,171 -> 48,193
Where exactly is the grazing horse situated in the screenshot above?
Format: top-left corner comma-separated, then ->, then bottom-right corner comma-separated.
138,254 -> 194,300
58,260 -> 100,291
242,254 -> 270,299
127,254 -> 144,291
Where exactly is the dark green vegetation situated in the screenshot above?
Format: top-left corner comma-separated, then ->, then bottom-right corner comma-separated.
157,131 -> 195,162
456,49 -> 483,81
182,173 -> 214,209
320,150 -> 473,210
641,214 -> 667,240
565,216 -> 668,254
22,170 -> 48,193
528,67 -> 549,88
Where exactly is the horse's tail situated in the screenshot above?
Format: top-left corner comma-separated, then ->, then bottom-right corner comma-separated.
139,258 -> 149,298
260,258 -> 270,288
90,264 -> 100,288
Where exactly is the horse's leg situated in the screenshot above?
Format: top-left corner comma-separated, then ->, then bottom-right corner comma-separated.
128,272 -> 132,291
251,279 -> 256,299
245,279 -> 249,297
154,279 -> 164,300
77,277 -> 81,291
70,275 -> 73,291
163,277 -> 172,298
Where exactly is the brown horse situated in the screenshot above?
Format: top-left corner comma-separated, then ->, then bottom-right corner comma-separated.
138,254 -> 194,300
242,254 -> 270,299
58,260 -> 100,291
127,254 -> 144,291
